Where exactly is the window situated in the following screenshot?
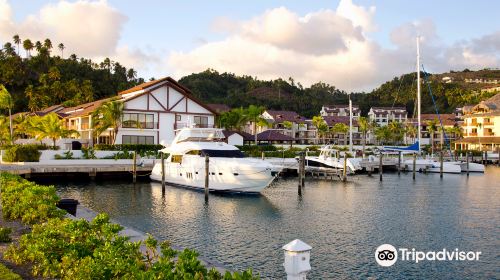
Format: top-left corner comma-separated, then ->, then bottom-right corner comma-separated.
122,113 -> 154,129
176,115 -> 181,121
200,149 -> 245,158
171,155 -> 182,163
194,116 -> 208,127
122,135 -> 154,144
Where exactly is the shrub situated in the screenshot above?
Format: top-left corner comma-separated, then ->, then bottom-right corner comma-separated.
2,145 -> 41,162
54,150 -> 74,160
0,173 -> 64,224
81,147 -> 96,159
0,263 -> 22,280
0,227 -> 12,242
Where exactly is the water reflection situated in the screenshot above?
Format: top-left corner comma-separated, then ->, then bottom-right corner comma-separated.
53,167 -> 500,279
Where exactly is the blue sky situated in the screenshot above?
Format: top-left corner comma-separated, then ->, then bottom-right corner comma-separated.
2,0 -> 499,91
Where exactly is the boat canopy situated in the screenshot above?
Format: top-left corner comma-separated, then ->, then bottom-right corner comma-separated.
173,128 -> 225,144
383,141 -> 420,153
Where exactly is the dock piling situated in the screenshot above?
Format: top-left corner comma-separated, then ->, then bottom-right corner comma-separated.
466,151 -> 470,177
161,153 -> 165,191
439,150 -> 443,178
484,151 -> 488,165
412,153 -> 416,180
379,153 -> 383,181
342,153 -> 347,182
398,151 -> 401,175
205,155 -> 209,202
261,151 -> 265,160
132,151 -> 137,183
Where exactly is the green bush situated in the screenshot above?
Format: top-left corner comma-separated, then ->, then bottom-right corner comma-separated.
94,144 -> 163,158
0,263 -> 22,280
81,147 -> 96,159
54,150 -> 74,160
2,145 -> 41,162
0,173 -> 64,224
0,227 -> 12,242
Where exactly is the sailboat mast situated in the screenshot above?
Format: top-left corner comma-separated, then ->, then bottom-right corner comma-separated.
349,94 -> 353,153
416,36 -> 421,153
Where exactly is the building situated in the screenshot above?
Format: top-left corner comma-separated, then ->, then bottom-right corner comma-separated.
480,86 -> 500,94
465,78 -> 499,84
419,114 -> 460,148
19,77 -> 217,147
322,116 -> 360,145
368,107 -> 407,126
442,76 -> 453,83
457,93 -> 500,151
252,110 -> 316,144
222,130 -> 254,146
320,104 -> 360,119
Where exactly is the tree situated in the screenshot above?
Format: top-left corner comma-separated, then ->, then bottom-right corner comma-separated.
405,122 -> 417,144
44,38 -> 52,54
58,43 -> 65,58
312,115 -> 328,144
219,108 -> 247,131
92,101 -> 124,144
3,43 -> 16,57
358,116 -> 369,154
13,35 -> 21,55
388,121 -> 404,145
22,39 -> 34,57
35,41 -> 43,53
375,126 -> 392,145
331,123 -> 348,145
426,118 -> 439,155
0,84 -> 13,144
245,105 -> 266,144
30,113 -> 79,148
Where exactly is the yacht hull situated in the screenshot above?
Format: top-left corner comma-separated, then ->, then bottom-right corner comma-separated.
150,158 -> 276,194
404,159 -> 462,174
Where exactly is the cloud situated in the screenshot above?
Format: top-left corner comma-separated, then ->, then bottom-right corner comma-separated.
0,0 -> 127,57
169,0 -> 499,92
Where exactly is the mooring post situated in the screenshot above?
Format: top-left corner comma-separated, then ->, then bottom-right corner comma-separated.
161,153 -> 165,191
412,153 -> 416,180
398,151 -> 401,175
261,151 -> 265,160
439,150 -> 443,178
484,150 -> 488,165
297,153 -> 303,196
300,152 -> 305,188
466,151 -> 470,177
343,152 -> 347,182
133,151 -> 137,183
379,152 -> 383,181
498,148 -> 500,167
283,239 -> 312,280
205,155 -> 209,202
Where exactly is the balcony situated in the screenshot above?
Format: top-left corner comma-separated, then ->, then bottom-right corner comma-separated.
469,132 -> 477,136
483,121 -> 494,126
174,122 -> 214,129
81,123 -> 90,130
122,122 -> 158,129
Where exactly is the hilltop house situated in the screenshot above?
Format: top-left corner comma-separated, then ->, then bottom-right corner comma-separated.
17,77 -> 217,148
456,93 -> 500,151
320,104 -> 360,119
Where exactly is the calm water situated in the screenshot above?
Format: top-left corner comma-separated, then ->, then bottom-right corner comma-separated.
52,167 -> 500,279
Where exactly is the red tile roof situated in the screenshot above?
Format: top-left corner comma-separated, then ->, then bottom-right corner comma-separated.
265,110 -> 306,123
323,116 -> 358,126
257,130 -> 295,141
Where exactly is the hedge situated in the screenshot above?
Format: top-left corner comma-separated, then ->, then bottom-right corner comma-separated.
0,173 -> 259,279
94,144 -> 163,158
2,145 -> 41,162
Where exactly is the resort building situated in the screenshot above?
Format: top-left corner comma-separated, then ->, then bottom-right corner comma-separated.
456,93 -> 500,151
18,77 -> 217,147
368,107 -> 407,126
420,114 -> 460,148
320,104 -> 360,119
251,110 -> 316,144
323,116 -> 360,145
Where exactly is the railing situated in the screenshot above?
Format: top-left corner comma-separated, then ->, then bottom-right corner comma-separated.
81,123 -> 90,130
122,122 -> 158,129
174,123 -> 215,129
469,132 -> 478,136
483,121 -> 494,126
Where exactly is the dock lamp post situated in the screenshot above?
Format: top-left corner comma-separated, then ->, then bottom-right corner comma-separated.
283,239 -> 312,280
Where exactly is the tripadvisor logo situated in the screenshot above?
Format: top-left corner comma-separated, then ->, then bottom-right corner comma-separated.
375,244 -> 481,267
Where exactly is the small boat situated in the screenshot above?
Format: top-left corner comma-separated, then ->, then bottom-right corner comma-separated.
449,161 -> 485,173
304,145 -> 361,174
150,127 -> 276,194
403,157 -> 462,174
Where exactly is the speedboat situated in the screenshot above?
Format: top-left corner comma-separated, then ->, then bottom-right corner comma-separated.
150,127 -> 276,194
304,145 -> 362,174
448,161 -> 485,173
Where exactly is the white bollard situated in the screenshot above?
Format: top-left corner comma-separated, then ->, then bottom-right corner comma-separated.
283,239 -> 312,280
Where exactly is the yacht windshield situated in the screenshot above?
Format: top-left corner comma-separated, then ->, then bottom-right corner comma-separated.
200,149 -> 245,158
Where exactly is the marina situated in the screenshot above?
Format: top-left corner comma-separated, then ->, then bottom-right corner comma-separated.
50,166 -> 500,279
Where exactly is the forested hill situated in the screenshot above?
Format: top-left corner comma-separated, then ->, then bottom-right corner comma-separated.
179,69 -> 500,118
0,36 -> 144,113
1,34 -> 498,117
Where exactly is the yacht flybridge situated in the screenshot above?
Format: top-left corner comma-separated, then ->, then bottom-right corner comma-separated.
304,145 -> 362,174
150,127 -> 277,194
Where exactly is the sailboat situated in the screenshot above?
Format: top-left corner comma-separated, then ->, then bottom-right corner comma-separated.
386,37 -> 461,174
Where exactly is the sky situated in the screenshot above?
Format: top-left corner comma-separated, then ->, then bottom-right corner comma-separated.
1,0 -> 499,92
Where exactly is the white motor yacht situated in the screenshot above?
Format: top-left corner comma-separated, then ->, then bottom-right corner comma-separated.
150,127 -> 276,194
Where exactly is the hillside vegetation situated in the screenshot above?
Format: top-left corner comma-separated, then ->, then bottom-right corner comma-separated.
1,34 -> 498,117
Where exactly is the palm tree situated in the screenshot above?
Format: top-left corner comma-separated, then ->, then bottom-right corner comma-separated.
3,43 -> 16,56
31,113 -> 79,148
35,41 -> 43,54
13,35 -> 21,55
22,39 -> 34,57
358,116 -> 369,154
375,126 -> 392,145
219,108 -> 247,131
388,121 -> 404,145
0,85 -> 13,144
44,38 -> 52,54
312,115 -> 328,144
331,123 -> 349,145
58,43 -> 65,58
426,119 -> 439,155
0,115 -> 11,145
92,101 -> 124,144
405,122 -> 417,144
245,105 -> 267,145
